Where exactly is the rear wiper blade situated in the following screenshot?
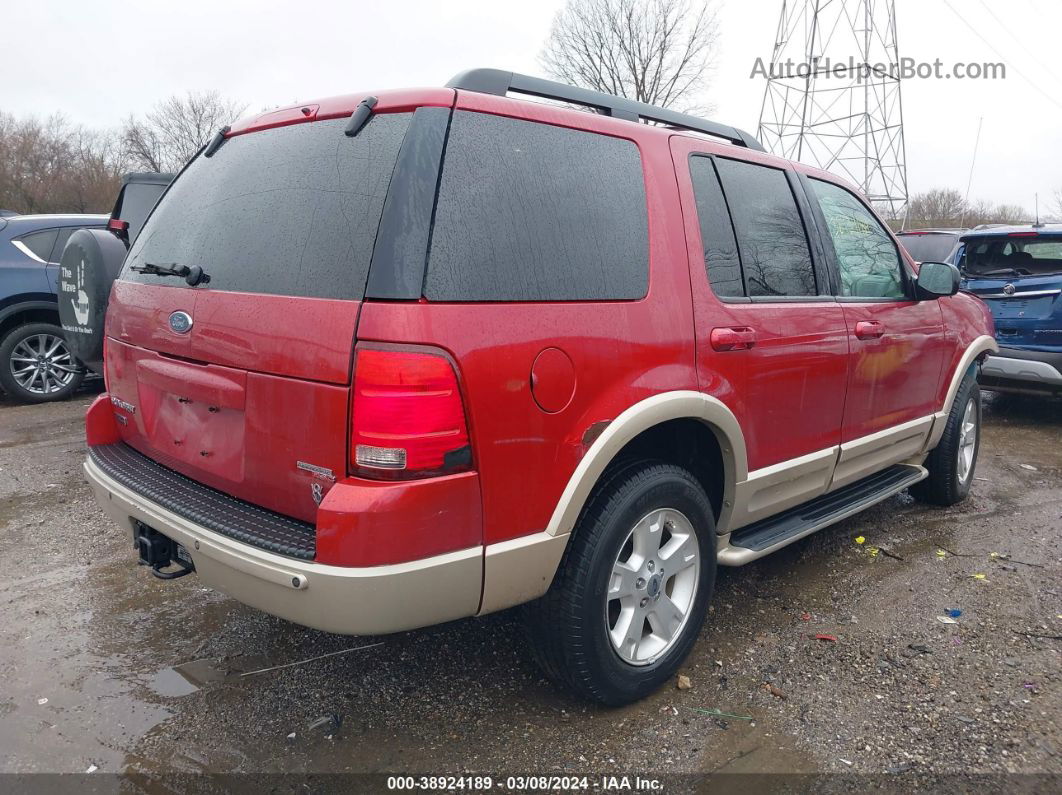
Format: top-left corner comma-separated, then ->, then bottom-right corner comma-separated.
131,261 -> 186,277
131,261 -> 210,286
344,96 -> 378,137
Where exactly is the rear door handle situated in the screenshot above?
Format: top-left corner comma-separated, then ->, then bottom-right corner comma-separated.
710,326 -> 757,352
854,320 -> 885,340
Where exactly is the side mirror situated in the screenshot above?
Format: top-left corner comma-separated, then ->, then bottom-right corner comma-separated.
915,261 -> 960,300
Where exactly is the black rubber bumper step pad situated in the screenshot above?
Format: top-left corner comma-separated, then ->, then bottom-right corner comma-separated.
89,442 -> 315,560
730,464 -> 923,552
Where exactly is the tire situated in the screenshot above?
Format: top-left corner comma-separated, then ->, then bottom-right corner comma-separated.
525,461 -> 717,705
57,227 -> 127,375
0,322 -> 85,404
910,371 -> 981,506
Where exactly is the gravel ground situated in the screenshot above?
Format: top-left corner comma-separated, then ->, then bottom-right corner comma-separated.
0,385 -> 1058,791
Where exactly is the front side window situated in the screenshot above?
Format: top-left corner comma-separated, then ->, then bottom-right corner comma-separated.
810,179 -> 905,298
714,158 -> 816,297
424,111 -> 649,301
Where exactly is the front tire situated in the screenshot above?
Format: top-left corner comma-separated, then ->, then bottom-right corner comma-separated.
525,461 -> 717,705
911,371 -> 981,506
0,322 -> 85,404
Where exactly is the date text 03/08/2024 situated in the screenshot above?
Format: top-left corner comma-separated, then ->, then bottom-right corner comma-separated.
385,775 -> 664,791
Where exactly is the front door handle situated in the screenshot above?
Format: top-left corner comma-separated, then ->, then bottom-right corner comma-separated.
854,320 -> 885,340
710,326 -> 757,351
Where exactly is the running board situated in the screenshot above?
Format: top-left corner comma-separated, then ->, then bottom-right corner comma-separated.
717,464 -> 926,566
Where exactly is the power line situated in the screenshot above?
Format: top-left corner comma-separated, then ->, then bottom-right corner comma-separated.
940,0 -> 1062,112
974,0 -> 1062,84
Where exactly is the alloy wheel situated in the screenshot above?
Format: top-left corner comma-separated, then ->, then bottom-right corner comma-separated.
956,396 -> 978,483
606,508 -> 701,666
9,333 -> 78,396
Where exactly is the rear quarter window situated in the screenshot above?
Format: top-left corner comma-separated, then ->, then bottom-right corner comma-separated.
424,111 -> 649,302
15,228 -> 59,262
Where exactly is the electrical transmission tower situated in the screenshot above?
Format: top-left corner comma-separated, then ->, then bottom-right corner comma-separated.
757,0 -> 908,217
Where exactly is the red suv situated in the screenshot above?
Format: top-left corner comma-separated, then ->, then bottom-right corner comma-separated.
81,70 -> 996,704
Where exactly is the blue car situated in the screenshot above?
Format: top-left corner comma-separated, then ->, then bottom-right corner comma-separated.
958,225 -> 1062,396
0,213 -> 107,403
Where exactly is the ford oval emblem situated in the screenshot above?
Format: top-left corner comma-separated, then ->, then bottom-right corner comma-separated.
168,311 -> 193,334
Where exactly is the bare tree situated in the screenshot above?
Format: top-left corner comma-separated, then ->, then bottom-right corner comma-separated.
1051,188 -> 1062,221
906,188 -> 967,229
123,91 -> 246,173
540,0 -> 719,110
964,200 -> 1028,227
885,188 -> 1031,231
0,112 -> 124,214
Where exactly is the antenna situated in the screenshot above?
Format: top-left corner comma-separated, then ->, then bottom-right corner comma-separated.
960,117 -> 984,229
757,0 -> 909,218
1035,193 -> 1042,228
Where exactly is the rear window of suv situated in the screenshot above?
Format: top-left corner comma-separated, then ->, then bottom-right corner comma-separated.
424,111 -> 649,302
122,113 -> 412,300
897,233 -> 958,263
963,236 -> 1062,277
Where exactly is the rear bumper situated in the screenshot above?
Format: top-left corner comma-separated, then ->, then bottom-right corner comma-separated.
84,456 -> 482,636
980,348 -> 1062,393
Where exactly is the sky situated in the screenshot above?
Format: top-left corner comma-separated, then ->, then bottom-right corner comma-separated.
3,0 -> 1060,213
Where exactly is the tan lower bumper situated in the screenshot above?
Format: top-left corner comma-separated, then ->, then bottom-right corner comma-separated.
84,457 -> 482,636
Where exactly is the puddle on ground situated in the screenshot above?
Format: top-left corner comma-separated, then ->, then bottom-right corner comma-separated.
149,655 -> 271,697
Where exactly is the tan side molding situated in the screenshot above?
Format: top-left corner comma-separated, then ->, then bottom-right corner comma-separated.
478,531 -> 570,615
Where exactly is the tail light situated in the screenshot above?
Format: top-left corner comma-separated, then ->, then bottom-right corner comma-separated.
350,348 -> 472,480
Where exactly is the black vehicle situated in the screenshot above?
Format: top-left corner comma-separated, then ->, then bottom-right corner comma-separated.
105,172 -> 174,247
896,228 -> 967,265
57,172 -> 173,378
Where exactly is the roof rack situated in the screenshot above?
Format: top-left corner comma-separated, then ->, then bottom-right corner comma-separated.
446,68 -> 766,152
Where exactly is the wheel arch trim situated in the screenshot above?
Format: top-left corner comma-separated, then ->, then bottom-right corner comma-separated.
0,299 -> 60,328
926,334 -> 997,451
544,391 -> 747,539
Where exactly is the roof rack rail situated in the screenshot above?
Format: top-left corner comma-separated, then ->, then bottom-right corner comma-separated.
446,68 -> 766,152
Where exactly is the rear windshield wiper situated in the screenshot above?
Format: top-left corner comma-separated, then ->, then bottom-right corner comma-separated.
971,267 -> 1021,277
130,261 -> 210,286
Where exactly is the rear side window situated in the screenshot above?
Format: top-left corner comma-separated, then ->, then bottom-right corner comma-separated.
689,156 -> 743,297
424,111 -> 649,301
15,228 -> 58,262
50,226 -> 101,264
123,114 -> 412,299
714,158 -> 816,297
809,179 -> 904,298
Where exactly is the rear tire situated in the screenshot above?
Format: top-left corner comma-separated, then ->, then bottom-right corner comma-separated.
525,461 -> 716,705
911,371 -> 981,506
0,322 -> 85,404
